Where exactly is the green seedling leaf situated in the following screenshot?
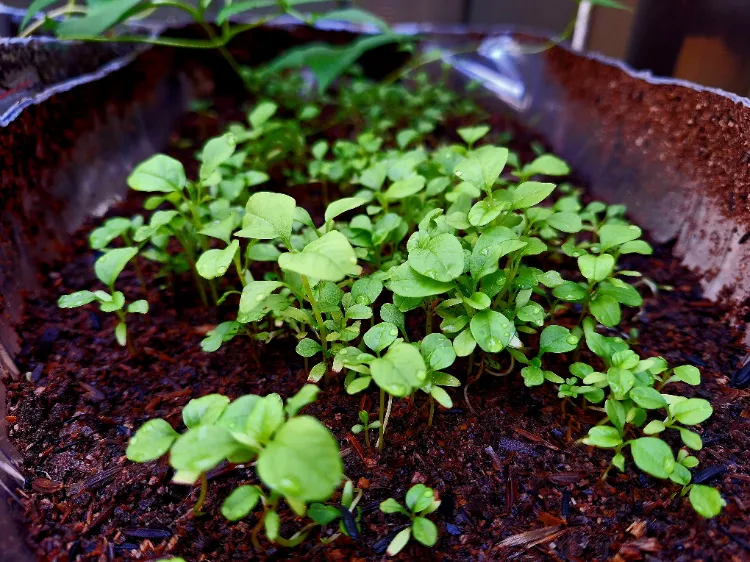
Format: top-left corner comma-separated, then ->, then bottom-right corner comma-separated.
512,181 -> 556,209
170,425 -> 241,477
465,292 -> 491,310
387,528 -> 412,556
59,290 -> 97,308
412,517 -> 438,546
317,7 -> 391,30
454,145 -> 508,191
619,240 -> 653,255
608,368 -> 635,398
590,294 -> 621,327
386,263 -> 453,298
630,437 -> 675,479
672,365 -> 700,385
453,328 -> 476,357
680,428 -> 703,450
183,395 -> 230,429
325,197 -> 367,223
553,281 -> 587,302
597,278 -> 642,307
671,398 -> 712,425
238,192 -> 296,242
308,503 -> 341,525
57,0 -> 142,38
95,247 -> 137,287
248,244 -> 281,262
643,420 -> 666,435
128,154 -> 186,193
249,101 -> 278,129
540,325 -> 578,353
522,154 -> 570,177
296,338 -> 322,358
217,395 -> 261,436
629,387 -> 667,410
126,419 -> 178,462
128,299 -> 149,314
547,211 -> 582,233
470,227 -> 526,280
352,278 -> 383,305
245,394 -> 284,445
89,217 -> 132,250
457,125 -> 490,146
396,129 -> 419,149
114,322 -> 127,346
364,322 -> 399,354
359,162 -> 388,190
238,281 -> 284,322
599,224 -> 642,251
265,510 -> 280,541
521,365 -> 544,387
407,232 -> 464,282
200,133 -> 236,182
279,231 -> 361,282
430,386 -> 453,408
578,254 -> 615,283
285,384 -> 319,416
421,333 -> 456,371
371,342 -> 426,397
470,310 -> 514,353
196,240 -> 239,280
689,485 -> 725,518
199,214 -> 237,244
257,416 -> 343,502
468,197 -> 511,227
384,175 -> 426,200
583,425 -> 622,448
405,484 -> 434,512
222,485 -> 261,521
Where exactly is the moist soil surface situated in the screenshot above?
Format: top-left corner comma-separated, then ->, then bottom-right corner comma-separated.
4,95 -> 750,562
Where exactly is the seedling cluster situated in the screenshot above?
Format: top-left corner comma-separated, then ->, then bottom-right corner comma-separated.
59,62 -> 724,554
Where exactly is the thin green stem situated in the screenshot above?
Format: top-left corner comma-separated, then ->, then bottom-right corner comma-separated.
301,275 -> 328,359
378,387 -> 385,451
428,396 -> 435,427
19,5 -> 87,37
193,472 -> 209,516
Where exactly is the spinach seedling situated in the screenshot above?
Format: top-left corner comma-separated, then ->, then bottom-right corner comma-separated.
379,484 -> 441,556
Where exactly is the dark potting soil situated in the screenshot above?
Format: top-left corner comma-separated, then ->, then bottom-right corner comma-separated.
4,97 -> 750,562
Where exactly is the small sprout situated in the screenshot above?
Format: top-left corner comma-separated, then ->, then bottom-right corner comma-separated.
380,484 -> 440,555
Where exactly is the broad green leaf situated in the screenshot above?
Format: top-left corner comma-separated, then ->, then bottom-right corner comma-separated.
453,328 -> 476,357
680,428 -> 703,450
590,294 -> 621,327
672,365 -> 700,385
631,437 -> 675,479
396,129 -> 419,149
257,416 -> 343,502
384,175 -> 426,200
278,231 -> 361,282
386,263 -> 453,298
643,420 -> 666,434
247,243 -> 281,262
221,485 -> 261,521
406,484 -> 434,512
308,503 -> 341,525
457,125 -> 490,146
468,197 -> 511,227
295,338 -> 322,358
379,498 -> 408,514
285,384 -> 319,416
249,101 -> 278,129
582,426 -> 622,448
512,181 -> 556,209
170,425 -> 241,474
421,333 -> 456,370
99,291 -> 124,312
597,278 -> 642,307
412,516 -> 438,546
196,240 -> 239,280
470,227 -> 526,280
517,302 -> 544,326
608,367 -> 635,398
381,303 -> 406,336
245,170 -> 270,187
539,325 -> 578,353
199,214 -> 237,244
371,343 -> 426,396
59,290 -> 97,308
89,217 -> 132,250
387,528 -> 412,556
238,281 -> 284,322
94,247 -> 137,287
470,310 -> 514,353
454,145 -> 508,191
364,322 -> 399,354
200,133 -> 236,181
522,154 -> 570,177
619,240 -> 653,255
407,232 -> 464,282
578,253 -> 615,282
57,0 -> 142,37
325,197 -> 366,223
245,394 -> 285,444
217,395 -> 261,435
133,210 -> 178,243
671,398 -> 712,425
351,278 -> 383,305
239,192 -> 296,242
465,292 -> 492,310
126,419 -> 178,462
599,224 -> 642,251
553,281 -> 588,302
128,154 -> 185,193
605,399 -> 627,434
689,485 -> 725,518
521,365 -> 544,387
183,395 -> 230,429
629,387 -> 667,410
359,163 -> 387,190
430,386 -> 453,408
547,211 -> 582,233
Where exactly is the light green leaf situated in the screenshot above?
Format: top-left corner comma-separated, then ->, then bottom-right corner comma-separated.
196,240 -> 239,280
183,395 -> 230,430
257,416 -> 343,502
671,398 -> 712,425
521,365 -> 544,387
238,192 -> 296,242
364,322 -> 399,354
199,214 -> 237,244
672,365 -> 701,385
599,224 -> 642,251
386,263 -> 453,298
430,386 -> 453,408
522,154 -> 570,177
582,425 -> 622,448
453,328 -> 476,357
540,325 -> 578,353
59,290 -> 97,308
89,217 -> 132,250
689,485 -> 725,518
285,384 -> 319,416
114,322 -> 127,346
578,253 -> 615,282
412,516 -> 438,546
469,226 -> 526,280
553,281 -> 588,302
590,294 -> 621,327
200,133 -> 236,182
57,0 -> 142,38
407,232 -> 464,282
249,101 -> 278,129
457,125 -> 490,146
547,211 -> 582,233
608,367 -> 635,398
384,175 -> 426,200
387,528 -> 412,556
597,278 -> 642,307
94,247 -> 137,287
325,197 -> 367,223
379,497 -> 408,514
371,343 -> 427,396
465,292 -> 492,310
265,509 -> 280,540
126,419 -> 178,462
295,338 -> 322,358
421,333 -> 456,371
170,425 -> 241,474
127,299 -> 149,314
512,181 -> 556,209
680,428 -> 703,450
643,420 -> 666,435
128,154 -> 186,193
359,163 -> 387,190
238,281 -> 284,322
454,145 -> 508,191
468,197 -> 511,227
351,278 -> 383,305
629,387 -> 667,410
245,394 -> 284,445
470,310 -> 514,353
619,240 -> 653,255
222,485 -> 261,521
631,437 -> 675,479
279,231 -> 361,282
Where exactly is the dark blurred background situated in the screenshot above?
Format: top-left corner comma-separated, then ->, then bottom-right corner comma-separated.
3,0 -> 750,95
